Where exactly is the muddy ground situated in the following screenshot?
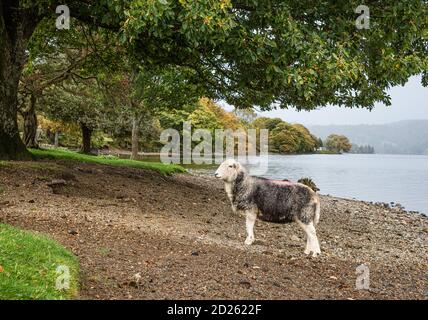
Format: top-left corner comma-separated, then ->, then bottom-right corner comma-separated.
0,160 -> 427,299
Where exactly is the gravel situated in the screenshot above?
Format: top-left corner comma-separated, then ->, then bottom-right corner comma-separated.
0,160 -> 426,300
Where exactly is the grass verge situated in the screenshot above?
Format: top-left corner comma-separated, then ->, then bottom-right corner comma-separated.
0,161 -> 10,168
29,148 -> 186,175
0,224 -> 79,300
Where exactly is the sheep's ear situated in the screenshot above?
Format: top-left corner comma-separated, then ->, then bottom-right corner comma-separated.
233,162 -> 240,170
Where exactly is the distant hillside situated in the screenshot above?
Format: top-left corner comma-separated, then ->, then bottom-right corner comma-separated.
308,120 -> 428,155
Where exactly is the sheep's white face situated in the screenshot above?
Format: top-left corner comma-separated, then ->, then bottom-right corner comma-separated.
214,159 -> 241,182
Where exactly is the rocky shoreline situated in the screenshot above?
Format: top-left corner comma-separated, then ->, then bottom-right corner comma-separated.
365,201 -> 425,216
0,160 -> 427,299
324,195 -> 427,218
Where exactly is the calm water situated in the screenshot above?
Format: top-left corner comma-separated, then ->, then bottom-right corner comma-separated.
188,154 -> 428,215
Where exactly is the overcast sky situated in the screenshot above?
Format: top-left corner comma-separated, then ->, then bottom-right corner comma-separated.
222,75 -> 427,126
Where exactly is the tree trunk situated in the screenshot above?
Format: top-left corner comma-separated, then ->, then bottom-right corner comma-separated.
0,5 -> 39,160
22,94 -> 39,148
131,116 -> 139,160
46,128 -> 55,145
0,91 -> 29,159
80,123 -> 92,154
54,130 -> 60,148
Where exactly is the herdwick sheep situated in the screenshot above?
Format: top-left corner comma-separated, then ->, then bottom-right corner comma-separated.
215,159 -> 321,257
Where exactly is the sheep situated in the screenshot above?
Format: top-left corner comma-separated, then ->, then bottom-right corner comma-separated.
215,159 -> 321,257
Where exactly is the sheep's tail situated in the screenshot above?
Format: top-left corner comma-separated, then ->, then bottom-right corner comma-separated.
314,198 -> 321,225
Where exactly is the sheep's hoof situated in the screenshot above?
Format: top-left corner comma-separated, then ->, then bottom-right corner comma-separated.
304,249 -> 321,257
244,237 -> 254,245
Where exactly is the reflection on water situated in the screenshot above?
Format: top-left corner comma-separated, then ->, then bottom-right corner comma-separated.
142,154 -> 428,215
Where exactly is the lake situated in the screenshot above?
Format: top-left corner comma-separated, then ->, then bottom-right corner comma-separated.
185,154 -> 428,215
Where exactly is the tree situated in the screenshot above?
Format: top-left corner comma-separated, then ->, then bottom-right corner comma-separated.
1,0 -> 427,159
37,116 -> 79,148
316,137 -> 324,149
32,22 -> 129,153
251,117 -> 284,131
190,98 -> 243,131
350,144 -> 375,154
234,108 -> 258,125
291,124 -> 317,153
270,123 -> 301,153
251,117 -> 317,153
99,63 -> 202,159
41,77 -> 105,154
156,98 -> 246,153
18,21 -> 96,148
325,134 -> 352,153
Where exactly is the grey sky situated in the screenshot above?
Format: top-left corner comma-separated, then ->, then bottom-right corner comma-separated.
222,75 -> 427,126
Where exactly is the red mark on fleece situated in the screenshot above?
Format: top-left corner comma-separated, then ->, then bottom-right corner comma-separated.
270,179 -> 297,186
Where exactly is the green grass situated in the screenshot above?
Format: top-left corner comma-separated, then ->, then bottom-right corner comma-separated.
29,148 -> 186,175
0,160 -> 10,168
0,224 -> 79,300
